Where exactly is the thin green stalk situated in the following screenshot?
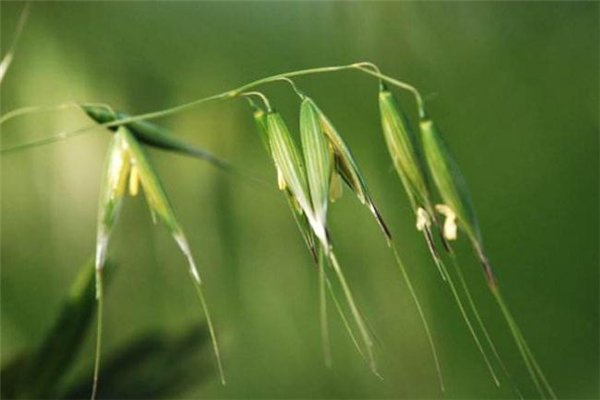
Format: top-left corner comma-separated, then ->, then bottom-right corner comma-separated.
190,274 -> 226,386
324,272 -> 365,360
0,103 -> 79,125
324,266 -> 375,373
91,270 -> 103,400
437,255 -> 500,386
390,244 -> 445,391
422,227 -> 448,281
492,287 -> 556,399
1,62 -> 423,154
318,247 -> 332,367
327,250 -> 380,378
520,333 -> 556,400
449,254 -> 524,399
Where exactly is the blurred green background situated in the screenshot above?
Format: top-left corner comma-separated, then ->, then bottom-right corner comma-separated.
1,1 -> 598,399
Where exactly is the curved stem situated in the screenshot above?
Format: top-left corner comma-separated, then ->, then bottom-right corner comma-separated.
1,62 -> 424,154
0,103 -> 79,125
241,91 -> 271,111
391,243 -> 445,392
270,77 -> 305,99
353,65 -> 425,116
91,270 -> 103,400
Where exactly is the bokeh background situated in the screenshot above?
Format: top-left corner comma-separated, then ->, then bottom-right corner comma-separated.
1,1 -> 598,399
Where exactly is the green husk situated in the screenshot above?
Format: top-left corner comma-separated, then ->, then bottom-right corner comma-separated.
95,130 -> 130,274
267,111 -> 326,245
249,102 -> 319,262
306,98 -> 392,242
250,101 -> 376,374
378,86 -> 449,277
379,87 -> 433,214
419,118 -> 479,239
300,98 -> 333,244
420,115 -> 556,399
378,89 -> 511,388
97,126 -> 225,386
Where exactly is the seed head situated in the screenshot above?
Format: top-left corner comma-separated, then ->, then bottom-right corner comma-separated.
379,86 -> 433,215
267,110 -> 328,246
306,98 -> 392,242
419,117 -> 481,244
95,129 -> 131,272
300,98 -> 333,240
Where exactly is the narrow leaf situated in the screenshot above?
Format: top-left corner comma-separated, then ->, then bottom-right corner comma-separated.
81,105 -> 235,174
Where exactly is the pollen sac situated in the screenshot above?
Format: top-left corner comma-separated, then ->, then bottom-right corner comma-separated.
95,128 -> 131,272
329,172 -> 343,202
379,87 -> 432,213
300,98 -> 333,237
416,207 -> 432,232
435,204 -> 458,241
307,98 -> 392,242
420,117 -> 481,243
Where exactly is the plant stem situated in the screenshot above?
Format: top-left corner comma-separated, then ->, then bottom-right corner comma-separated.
91,270 -> 103,400
1,62 -> 424,154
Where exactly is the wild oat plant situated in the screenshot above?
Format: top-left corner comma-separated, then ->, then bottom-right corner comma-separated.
1,27 -> 556,398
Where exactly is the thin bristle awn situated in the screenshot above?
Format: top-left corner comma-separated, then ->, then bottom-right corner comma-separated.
390,244 -> 445,391
0,2 -> 31,85
419,108 -> 556,398
327,250 -> 380,378
91,270 -> 103,400
448,254 -> 524,399
190,273 -> 226,385
318,246 -> 332,367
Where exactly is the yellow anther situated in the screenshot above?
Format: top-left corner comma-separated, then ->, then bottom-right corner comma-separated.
416,207 -> 431,231
435,204 -> 458,240
129,165 -> 140,197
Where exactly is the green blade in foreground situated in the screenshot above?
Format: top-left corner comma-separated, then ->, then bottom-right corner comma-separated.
10,259 -> 116,399
65,325 -> 214,399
